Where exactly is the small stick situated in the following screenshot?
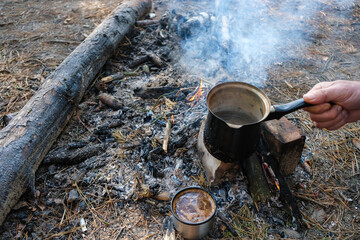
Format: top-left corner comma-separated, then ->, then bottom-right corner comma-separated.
129,55 -> 149,68
135,19 -> 160,26
163,217 -> 176,240
98,93 -> 122,110
100,72 -> 124,83
355,154 -> 359,173
218,212 -> 238,237
162,120 -> 172,153
148,53 -> 163,67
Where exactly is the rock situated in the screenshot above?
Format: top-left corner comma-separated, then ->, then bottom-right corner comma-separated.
282,228 -> 301,239
311,208 -> 327,223
67,189 -> 80,202
24,222 -> 35,234
79,201 -> 87,211
13,211 -> 28,223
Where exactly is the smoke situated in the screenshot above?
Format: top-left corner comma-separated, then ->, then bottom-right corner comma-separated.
173,0 -> 355,86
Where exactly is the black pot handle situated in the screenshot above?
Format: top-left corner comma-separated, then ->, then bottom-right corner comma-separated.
264,98 -> 313,121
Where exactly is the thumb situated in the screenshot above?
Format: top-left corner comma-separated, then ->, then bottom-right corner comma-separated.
303,82 -> 341,104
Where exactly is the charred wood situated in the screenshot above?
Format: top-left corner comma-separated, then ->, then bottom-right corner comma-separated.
241,153 -> 271,203
163,216 -> 175,240
97,119 -> 124,129
135,19 -> 160,26
129,55 -> 149,68
162,120 -> 172,153
100,72 -> 124,84
260,117 -> 305,176
133,86 -> 180,99
129,53 -> 163,68
98,93 -> 123,110
43,143 -> 105,165
218,211 -> 238,237
260,141 -> 304,230
168,118 -> 202,154
0,0 -> 152,226
148,53 -> 163,67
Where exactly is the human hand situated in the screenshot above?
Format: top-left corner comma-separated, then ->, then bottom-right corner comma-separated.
303,80 -> 360,130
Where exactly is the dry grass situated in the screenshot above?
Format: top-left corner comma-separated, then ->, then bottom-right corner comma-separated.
0,0 -> 120,127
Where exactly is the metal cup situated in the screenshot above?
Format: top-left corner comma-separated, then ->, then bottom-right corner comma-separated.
171,187 -> 217,240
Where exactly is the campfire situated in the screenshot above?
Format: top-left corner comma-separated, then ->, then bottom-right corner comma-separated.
1,0 -> 360,239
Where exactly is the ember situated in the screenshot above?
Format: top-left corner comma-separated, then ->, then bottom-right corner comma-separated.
186,79 -> 205,104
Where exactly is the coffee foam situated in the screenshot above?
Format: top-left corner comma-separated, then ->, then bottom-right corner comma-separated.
173,188 -> 215,224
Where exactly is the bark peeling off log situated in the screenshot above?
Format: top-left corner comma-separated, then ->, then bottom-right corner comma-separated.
0,0 -> 152,226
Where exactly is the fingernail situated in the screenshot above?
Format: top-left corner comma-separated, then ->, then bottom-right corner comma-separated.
304,92 -> 316,101
336,105 -> 342,112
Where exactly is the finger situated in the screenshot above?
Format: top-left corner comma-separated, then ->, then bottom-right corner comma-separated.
312,109 -> 348,130
308,105 -> 343,122
303,103 -> 332,114
347,110 -> 360,123
326,120 -> 347,130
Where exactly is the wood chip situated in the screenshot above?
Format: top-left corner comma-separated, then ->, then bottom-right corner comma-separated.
352,138 -> 360,150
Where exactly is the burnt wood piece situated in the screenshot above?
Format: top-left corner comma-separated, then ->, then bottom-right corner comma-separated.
100,72 -> 124,84
261,148 -> 304,230
148,53 -> 163,67
217,212 -> 238,237
162,120 -> 172,153
260,117 -> 305,176
129,53 -> 163,68
98,93 -> 123,110
43,144 -> 105,165
0,0 -> 151,226
197,119 -> 241,185
136,19 -> 160,26
129,55 -> 150,68
133,86 -> 180,99
242,153 -> 271,203
163,216 -> 175,240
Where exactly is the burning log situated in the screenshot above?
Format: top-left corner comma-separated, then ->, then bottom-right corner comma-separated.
0,0 -> 152,226
242,153 -> 271,203
197,119 -> 242,185
262,151 -> 304,229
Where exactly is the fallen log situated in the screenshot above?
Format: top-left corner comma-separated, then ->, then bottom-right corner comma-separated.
0,0 -> 152,226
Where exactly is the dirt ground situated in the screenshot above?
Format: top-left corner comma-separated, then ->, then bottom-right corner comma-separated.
1,0 -> 360,239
